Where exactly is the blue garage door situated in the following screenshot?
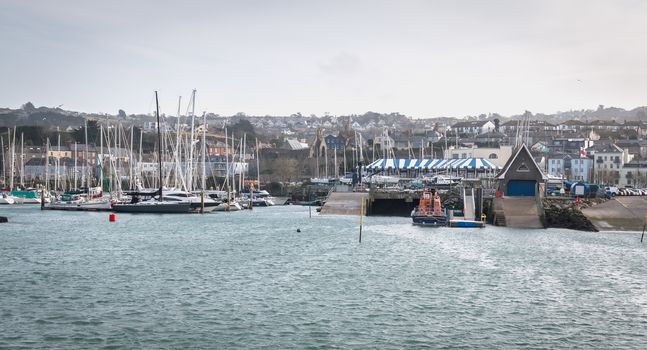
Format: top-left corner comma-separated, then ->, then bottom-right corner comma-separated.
507,180 -> 536,196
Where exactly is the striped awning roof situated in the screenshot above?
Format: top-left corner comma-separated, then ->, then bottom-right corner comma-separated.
450,158 -> 501,170
366,158 -> 501,170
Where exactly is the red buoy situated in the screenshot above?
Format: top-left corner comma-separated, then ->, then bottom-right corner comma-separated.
109,213 -> 116,222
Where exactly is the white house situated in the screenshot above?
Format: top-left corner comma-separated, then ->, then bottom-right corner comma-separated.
620,160 -> 647,188
547,157 -> 566,177
571,158 -> 593,182
450,120 -> 495,136
592,144 -> 632,185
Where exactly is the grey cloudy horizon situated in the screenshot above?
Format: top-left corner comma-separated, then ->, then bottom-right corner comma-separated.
1,0 -> 646,118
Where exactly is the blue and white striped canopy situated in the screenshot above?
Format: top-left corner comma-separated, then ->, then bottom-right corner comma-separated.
450,158 -> 501,170
366,158 -> 500,171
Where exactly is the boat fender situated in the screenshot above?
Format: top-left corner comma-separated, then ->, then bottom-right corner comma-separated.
109,213 -> 117,222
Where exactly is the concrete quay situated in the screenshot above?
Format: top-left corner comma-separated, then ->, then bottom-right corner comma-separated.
582,197 -> 647,231
319,192 -> 369,216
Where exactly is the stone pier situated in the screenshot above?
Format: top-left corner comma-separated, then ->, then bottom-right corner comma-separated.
319,192 -> 370,216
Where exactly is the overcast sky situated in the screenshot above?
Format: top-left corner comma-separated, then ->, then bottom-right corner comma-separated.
1,0 -> 646,118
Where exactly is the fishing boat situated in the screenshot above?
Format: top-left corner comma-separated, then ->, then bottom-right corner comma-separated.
411,188 -> 448,227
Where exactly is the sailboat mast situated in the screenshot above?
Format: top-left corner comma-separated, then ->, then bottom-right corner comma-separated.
155,91 -> 163,201
256,138 -> 260,189
358,133 -> 363,164
99,125 -> 103,191
316,146 -> 319,178
74,142 -> 78,189
129,126 -> 134,189
334,146 -> 338,179
188,89 -> 196,192
223,128 -> 229,190
45,138 -> 49,191
324,146 -> 328,178
20,132 -> 24,187
84,120 -> 89,188
10,127 -> 15,189
138,128 -> 143,189
116,124 -> 121,189
1,135 -> 5,185
343,147 -> 347,175
201,112 -> 206,191
242,133 -> 246,192
9,127 -> 16,189
56,131 -> 60,191
175,96 -> 182,188
231,134 -> 235,196
105,123 -> 112,193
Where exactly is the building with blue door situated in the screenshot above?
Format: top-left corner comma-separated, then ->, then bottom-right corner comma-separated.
496,144 -> 547,197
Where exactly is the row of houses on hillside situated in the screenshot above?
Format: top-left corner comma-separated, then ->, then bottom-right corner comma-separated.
450,119 -> 647,137
543,142 -> 647,187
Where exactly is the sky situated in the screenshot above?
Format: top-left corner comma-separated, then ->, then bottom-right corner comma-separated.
1,0 -> 646,118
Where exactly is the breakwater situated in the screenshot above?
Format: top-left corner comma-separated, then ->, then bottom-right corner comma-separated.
542,198 -> 599,232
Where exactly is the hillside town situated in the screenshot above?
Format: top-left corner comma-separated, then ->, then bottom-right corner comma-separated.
2,103 -> 647,189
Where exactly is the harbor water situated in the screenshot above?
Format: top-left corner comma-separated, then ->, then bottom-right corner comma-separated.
1,206 -> 646,349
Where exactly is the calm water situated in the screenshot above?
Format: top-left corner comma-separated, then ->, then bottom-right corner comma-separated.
1,206 -> 646,349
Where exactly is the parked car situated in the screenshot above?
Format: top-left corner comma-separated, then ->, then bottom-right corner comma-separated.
605,186 -> 619,196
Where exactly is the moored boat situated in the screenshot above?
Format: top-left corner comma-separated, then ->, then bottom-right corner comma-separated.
0,192 -> 16,204
112,200 -> 192,213
411,188 -> 448,227
10,188 -> 50,204
110,92 -> 192,214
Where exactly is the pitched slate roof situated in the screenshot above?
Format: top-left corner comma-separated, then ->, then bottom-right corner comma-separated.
496,144 -> 547,180
590,143 -> 624,153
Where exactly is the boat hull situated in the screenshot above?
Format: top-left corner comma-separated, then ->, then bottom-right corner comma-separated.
412,215 -> 448,227
0,196 -> 16,205
189,202 -> 220,213
112,202 -> 192,213
449,219 -> 485,228
212,202 -> 242,211
48,199 -> 112,211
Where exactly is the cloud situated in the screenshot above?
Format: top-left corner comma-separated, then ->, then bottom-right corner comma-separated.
318,52 -> 363,77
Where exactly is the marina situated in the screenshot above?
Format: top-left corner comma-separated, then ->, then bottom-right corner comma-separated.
1,205 -> 646,349
2,2 -> 647,348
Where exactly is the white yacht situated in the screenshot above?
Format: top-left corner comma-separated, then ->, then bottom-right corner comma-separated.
0,192 -> 16,205
153,190 -> 220,213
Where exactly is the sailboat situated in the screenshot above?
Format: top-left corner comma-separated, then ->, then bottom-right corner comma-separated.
4,127 -> 50,204
112,91 -> 191,214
